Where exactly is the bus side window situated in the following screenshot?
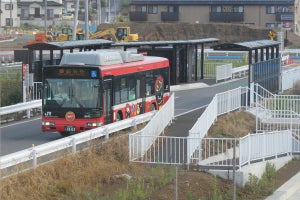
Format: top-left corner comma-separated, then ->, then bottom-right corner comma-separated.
161,68 -> 169,92
113,76 -> 127,104
128,76 -> 136,101
114,77 -> 121,104
145,71 -> 153,96
120,77 -> 128,103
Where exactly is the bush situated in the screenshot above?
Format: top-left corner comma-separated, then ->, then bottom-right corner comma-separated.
244,162 -> 276,195
1,80 -> 22,106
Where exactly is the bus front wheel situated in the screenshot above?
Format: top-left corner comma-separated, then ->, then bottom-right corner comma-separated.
150,103 -> 156,111
60,132 -> 70,137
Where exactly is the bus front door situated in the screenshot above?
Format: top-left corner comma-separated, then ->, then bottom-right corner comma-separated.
103,78 -> 113,124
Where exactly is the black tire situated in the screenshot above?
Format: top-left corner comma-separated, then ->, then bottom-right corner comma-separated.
60,132 -> 70,137
115,112 -> 122,121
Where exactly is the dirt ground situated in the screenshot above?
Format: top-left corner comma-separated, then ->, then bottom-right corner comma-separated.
2,22 -> 300,50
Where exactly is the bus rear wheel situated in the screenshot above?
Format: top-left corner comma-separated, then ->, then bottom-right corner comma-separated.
150,103 -> 156,111
115,112 -> 122,121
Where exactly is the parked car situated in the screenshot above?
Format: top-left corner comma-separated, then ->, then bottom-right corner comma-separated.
62,13 -> 74,20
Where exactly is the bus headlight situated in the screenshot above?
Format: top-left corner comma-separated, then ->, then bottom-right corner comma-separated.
86,122 -> 102,127
42,121 -> 56,126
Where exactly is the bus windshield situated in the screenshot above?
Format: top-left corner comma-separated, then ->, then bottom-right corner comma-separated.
43,78 -> 101,109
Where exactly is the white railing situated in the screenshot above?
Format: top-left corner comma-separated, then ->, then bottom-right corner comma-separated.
129,84 -> 300,170
0,111 -> 156,177
27,82 -> 42,101
188,87 -> 248,137
232,65 -> 248,78
0,100 -> 41,116
129,129 -> 294,169
216,63 -> 232,83
187,87 -> 248,164
282,66 -> 300,91
129,93 -> 175,162
0,62 -> 21,67
207,63 -> 248,82
239,130 -> 293,167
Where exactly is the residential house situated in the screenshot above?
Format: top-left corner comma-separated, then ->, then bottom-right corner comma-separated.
129,0 -> 299,34
0,0 -> 19,27
63,0 -> 75,13
17,0 -> 63,26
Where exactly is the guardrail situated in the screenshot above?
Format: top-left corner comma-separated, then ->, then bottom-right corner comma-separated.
129,93 -> 174,162
0,62 -> 21,67
0,100 -> 41,118
232,65 -> 248,78
0,111 -> 157,177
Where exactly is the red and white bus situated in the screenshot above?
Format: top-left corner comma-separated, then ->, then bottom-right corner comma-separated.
42,50 -> 170,136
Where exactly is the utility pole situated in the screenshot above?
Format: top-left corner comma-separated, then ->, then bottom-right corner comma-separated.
97,0 -> 101,25
72,0 -> 79,40
44,0 -> 47,32
0,0 -> 2,27
108,0 -> 110,23
10,0 -> 12,30
85,0 -> 88,40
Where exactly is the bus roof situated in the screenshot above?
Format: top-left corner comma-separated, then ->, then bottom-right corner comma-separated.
60,50 -> 144,66
58,50 -> 169,77
99,55 -> 169,76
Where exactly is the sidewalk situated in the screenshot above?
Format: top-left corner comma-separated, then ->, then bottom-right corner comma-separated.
265,171 -> 300,200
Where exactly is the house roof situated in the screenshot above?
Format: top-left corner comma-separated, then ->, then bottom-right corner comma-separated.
18,1 -> 63,7
130,0 -> 293,5
211,39 -> 280,51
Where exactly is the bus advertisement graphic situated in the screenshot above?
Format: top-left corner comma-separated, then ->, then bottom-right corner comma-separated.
155,75 -> 164,109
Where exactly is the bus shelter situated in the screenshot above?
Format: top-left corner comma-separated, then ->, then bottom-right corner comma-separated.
20,38 -> 219,85
21,39 -> 113,82
212,40 -> 281,93
112,38 -> 218,85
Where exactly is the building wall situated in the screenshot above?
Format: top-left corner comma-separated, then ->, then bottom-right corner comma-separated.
244,6 -> 269,27
0,0 -> 19,27
130,2 -> 295,32
179,6 -> 210,24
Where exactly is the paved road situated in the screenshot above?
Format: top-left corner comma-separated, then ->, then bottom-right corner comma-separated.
0,78 -> 248,156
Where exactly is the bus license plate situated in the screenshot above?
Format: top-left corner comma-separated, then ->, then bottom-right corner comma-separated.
64,126 -> 76,132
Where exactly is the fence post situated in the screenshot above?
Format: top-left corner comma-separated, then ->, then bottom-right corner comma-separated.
26,109 -> 31,119
104,128 -> 109,142
239,138 -> 242,169
232,140 -> 236,200
31,144 -> 37,169
72,137 -> 76,154
131,118 -> 137,130
186,136 -> 190,169
248,134 -> 251,165
128,134 -> 132,161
